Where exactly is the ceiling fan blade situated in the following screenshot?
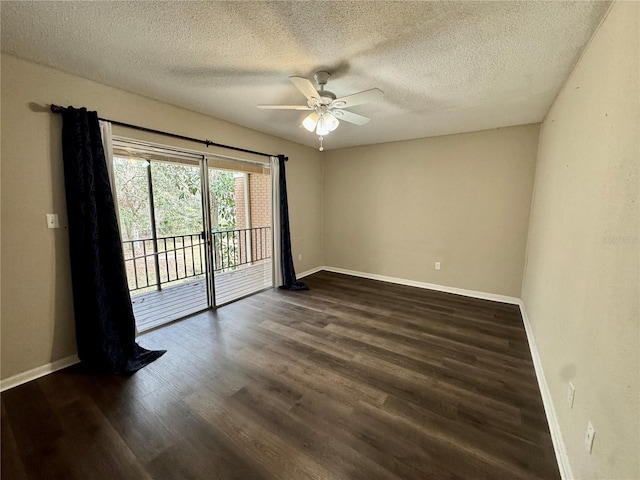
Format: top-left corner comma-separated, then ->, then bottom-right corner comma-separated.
290,76 -> 321,101
331,109 -> 370,126
332,88 -> 384,108
257,105 -> 313,110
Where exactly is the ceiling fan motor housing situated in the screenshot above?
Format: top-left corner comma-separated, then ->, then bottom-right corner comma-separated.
307,91 -> 336,107
320,91 -> 336,103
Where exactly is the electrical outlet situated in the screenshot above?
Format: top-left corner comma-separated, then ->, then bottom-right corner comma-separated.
298,254 -> 302,261
435,261 -> 441,270
568,382 -> 575,408
585,422 -> 595,453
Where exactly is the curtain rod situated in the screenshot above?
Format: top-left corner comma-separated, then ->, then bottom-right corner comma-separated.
49,104 -> 286,160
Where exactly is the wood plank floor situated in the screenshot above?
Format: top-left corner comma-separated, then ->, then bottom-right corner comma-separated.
1,271 -> 560,479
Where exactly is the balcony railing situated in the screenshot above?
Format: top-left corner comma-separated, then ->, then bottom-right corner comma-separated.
122,226 -> 271,292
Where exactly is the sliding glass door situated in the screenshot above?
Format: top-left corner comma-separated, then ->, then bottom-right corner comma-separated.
112,139 -> 273,331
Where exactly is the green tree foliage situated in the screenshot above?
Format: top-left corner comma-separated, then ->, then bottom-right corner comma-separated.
209,169 -> 236,232
152,161 -> 203,237
114,156 -> 237,241
113,157 -> 151,240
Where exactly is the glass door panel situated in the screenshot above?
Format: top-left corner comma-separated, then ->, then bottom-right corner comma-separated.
114,152 -> 209,331
208,167 -> 273,305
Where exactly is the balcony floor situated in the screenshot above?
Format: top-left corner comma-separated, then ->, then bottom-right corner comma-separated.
132,261 -> 272,332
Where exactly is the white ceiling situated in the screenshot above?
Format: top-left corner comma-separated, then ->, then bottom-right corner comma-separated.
1,1 -> 610,150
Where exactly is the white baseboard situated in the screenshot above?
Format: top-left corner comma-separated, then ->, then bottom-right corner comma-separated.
519,302 -> 572,480
0,354 -> 80,392
296,266 -> 324,279
321,266 -> 521,305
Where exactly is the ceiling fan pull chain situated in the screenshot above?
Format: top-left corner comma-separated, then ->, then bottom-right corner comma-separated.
318,136 -> 324,151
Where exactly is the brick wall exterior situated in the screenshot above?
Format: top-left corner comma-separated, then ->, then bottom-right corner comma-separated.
248,173 -> 271,262
234,176 -> 247,229
229,172 -> 271,264
249,173 -> 271,230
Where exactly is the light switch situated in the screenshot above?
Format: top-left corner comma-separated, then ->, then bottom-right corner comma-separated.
46,214 -> 60,229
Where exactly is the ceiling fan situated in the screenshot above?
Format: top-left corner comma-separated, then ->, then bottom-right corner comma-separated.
258,71 -> 383,150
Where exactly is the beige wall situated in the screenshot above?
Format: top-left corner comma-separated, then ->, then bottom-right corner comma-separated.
0,54 -> 323,381
323,124 -> 539,297
521,2 -> 639,479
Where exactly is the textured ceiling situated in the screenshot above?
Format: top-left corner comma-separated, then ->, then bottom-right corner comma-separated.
1,1 -> 610,150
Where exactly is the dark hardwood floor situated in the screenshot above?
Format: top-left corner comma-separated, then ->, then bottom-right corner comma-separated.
1,271 -> 560,479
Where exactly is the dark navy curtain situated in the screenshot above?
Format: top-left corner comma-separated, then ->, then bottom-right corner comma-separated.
277,155 -> 308,291
61,107 -> 165,374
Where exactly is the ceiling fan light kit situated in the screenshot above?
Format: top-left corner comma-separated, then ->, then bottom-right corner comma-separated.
305,108 -> 339,136
258,71 -> 383,150
302,112 -> 319,132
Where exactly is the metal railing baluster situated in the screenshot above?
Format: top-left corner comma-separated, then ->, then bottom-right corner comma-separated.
142,240 -> 149,287
233,231 -> 237,268
182,236 -> 187,278
132,241 -> 139,290
165,240 -> 170,282
173,237 -> 178,280
191,235 -> 196,276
